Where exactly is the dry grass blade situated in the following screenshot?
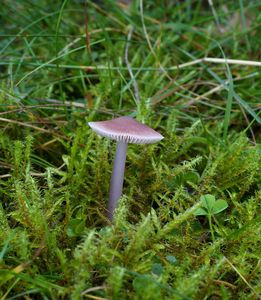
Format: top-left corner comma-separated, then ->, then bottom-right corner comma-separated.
0,117 -> 68,140
224,257 -> 260,299
124,26 -> 140,103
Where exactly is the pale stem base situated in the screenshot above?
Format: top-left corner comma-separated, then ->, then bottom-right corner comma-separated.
107,141 -> 128,220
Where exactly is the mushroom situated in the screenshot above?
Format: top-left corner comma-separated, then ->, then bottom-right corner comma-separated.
88,116 -> 163,220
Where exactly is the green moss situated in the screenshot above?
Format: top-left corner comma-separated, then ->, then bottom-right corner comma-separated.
0,0 -> 260,298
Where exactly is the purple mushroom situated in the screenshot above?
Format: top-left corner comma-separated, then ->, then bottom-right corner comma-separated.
88,116 -> 163,220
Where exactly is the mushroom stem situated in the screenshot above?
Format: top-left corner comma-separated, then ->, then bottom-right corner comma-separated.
107,141 -> 128,220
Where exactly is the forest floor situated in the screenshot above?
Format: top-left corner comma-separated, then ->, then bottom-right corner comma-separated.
0,1 -> 260,299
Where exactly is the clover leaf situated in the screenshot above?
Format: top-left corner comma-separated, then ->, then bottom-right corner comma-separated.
195,194 -> 228,216
194,194 -> 228,242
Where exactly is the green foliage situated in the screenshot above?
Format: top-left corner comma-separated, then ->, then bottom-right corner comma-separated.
195,194 -> 228,242
0,0 -> 260,299
132,275 -> 162,300
195,194 -> 228,216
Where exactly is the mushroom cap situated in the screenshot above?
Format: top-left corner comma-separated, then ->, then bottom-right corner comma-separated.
88,116 -> 163,144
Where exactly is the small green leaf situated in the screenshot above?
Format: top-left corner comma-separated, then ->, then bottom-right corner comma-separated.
168,171 -> 200,188
183,171 -> 200,184
194,207 -> 208,216
201,194 -> 216,212
151,263 -> 163,276
195,194 -> 228,216
212,200 -> 228,214
166,255 -> 177,265
67,218 -> 85,237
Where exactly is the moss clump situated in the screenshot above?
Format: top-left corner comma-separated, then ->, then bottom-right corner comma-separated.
0,0 -> 260,298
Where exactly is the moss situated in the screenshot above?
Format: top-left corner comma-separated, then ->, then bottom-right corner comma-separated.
0,0 -> 260,298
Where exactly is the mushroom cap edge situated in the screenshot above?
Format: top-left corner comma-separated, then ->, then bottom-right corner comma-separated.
88,116 -> 163,144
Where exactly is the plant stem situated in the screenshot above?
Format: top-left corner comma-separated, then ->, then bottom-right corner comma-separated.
107,141 -> 128,220
208,214 -> 215,242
